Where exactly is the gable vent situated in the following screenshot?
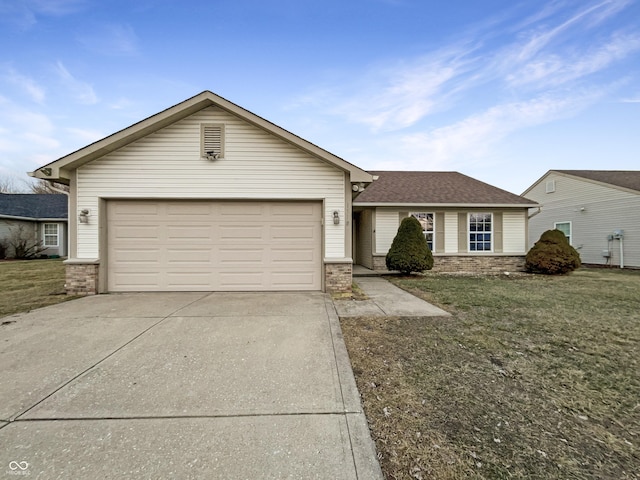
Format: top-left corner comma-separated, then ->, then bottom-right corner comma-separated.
545,180 -> 556,193
201,124 -> 225,159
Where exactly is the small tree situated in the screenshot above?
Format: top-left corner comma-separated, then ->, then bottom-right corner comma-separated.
386,216 -> 434,274
6,225 -> 48,259
525,229 -> 581,275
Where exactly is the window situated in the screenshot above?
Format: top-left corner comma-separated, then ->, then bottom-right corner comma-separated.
201,124 -> 225,159
554,221 -> 572,244
469,213 -> 492,251
410,212 -> 434,250
43,223 -> 59,247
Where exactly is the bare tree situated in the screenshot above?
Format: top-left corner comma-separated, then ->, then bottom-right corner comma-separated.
0,177 -> 26,193
5,225 -> 48,259
28,179 -> 69,194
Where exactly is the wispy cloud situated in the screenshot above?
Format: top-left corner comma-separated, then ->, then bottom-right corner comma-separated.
54,61 -> 98,105
0,0 -> 84,28
2,67 -> 46,103
379,88 -> 609,170
295,0 -> 638,168
78,23 -> 139,56
506,31 -> 640,88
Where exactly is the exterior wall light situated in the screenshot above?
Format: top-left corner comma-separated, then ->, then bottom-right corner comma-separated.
79,209 -> 90,224
333,210 -> 340,225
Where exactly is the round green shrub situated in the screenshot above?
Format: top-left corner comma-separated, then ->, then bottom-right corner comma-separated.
386,216 -> 434,274
525,229 -> 581,275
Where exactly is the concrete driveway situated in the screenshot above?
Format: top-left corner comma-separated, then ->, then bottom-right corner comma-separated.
0,293 -> 381,479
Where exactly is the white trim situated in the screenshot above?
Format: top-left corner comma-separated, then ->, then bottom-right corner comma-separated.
410,211 -> 435,251
468,212 -> 493,253
353,202 -> 538,208
554,221 -> 572,245
43,222 -> 60,247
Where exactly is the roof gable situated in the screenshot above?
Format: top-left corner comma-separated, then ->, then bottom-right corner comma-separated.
0,194 -> 68,220
522,170 -> 640,197
553,170 -> 640,193
29,91 -> 372,184
355,171 -> 537,206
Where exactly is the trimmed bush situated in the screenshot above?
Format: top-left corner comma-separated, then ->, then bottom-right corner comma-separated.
386,216 -> 434,274
525,229 -> 581,275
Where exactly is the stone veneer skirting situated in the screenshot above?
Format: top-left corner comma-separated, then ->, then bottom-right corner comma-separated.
65,260 -> 352,295
324,261 -> 353,293
372,254 -> 525,273
64,261 -> 99,295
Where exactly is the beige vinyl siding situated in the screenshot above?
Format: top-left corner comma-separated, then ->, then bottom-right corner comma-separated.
502,210 -> 527,253
374,209 -> 400,254
527,173 -> 640,267
444,212 -> 458,253
76,106 -> 346,259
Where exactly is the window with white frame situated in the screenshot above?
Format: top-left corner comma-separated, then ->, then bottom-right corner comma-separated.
554,221 -> 571,244
410,212 -> 434,250
469,213 -> 492,251
43,223 -> 59,247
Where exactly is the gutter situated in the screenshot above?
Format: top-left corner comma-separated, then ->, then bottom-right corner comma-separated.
0,214 -> 68,222
353,202 -> 540,208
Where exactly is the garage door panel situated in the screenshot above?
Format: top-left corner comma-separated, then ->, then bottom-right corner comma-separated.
113,225 -> 161,240
218,272 -> 265,288
271,271 -> 316,288
219,225 -> 266,241
271,248 -> 315,263
166,225 -> 213,240
108,201 -> 322,292
166,248 -> 214,265
219,248 -> 265,264
112,248 -> 161,264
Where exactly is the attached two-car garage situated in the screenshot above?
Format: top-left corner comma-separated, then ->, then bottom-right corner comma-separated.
107,200 -> 322,292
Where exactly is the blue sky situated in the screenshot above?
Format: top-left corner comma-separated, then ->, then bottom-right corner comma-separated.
1,0 -> 638,194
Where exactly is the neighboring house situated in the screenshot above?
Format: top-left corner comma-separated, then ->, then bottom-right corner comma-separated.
29,91 -> 535,295
0,193 -> 68,258
353,171 -> 537,273
523,170 -> 640,269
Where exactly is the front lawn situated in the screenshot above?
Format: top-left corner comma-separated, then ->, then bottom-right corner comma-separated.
341,269 -> 640,479
0,259 -> 73,318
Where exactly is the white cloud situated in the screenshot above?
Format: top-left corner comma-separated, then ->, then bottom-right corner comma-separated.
317,43 -> 481,132
3,67 -> 46,103
54,61 -> 99,105
506,31 -> 640,88
66,127 -> 104,143
380,90 -> 607,171
0,0 -> 84,28
78,23 -> 139,56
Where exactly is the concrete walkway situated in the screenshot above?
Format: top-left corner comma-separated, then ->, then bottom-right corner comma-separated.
0,292 -> 382,479
334,277 -> 450,317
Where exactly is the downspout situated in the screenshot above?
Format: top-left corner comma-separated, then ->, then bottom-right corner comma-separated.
47,183 -> 70,258
528,206 -> 542,219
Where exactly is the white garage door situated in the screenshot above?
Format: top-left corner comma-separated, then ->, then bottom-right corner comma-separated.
107,200 -> 322,292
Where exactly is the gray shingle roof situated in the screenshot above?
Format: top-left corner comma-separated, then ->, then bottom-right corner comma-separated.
355,171 -> 537,206
553,170 -> 640,193
0,194 -> 68,220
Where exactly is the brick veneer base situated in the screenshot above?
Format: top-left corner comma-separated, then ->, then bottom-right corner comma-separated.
325,262 -> 352,293
65,263 -> 99,295
372,254 -> 525,274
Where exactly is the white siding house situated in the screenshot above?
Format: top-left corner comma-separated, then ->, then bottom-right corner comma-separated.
523,170 -> 640,269
353,171 -> 537,273
30,91 -> 372,294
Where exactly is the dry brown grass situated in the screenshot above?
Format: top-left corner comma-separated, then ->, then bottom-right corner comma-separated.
0,259 -> 74,318
341,268 -> 640,479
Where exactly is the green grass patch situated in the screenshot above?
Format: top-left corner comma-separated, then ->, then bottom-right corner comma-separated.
340,269 -> 640,479
0,259 -> 75,318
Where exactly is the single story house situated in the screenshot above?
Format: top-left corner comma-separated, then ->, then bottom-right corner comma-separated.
523,170 -> 640,269
29,91 -> 536,295
0,193 -> 68,258
353,171 -> 538,272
